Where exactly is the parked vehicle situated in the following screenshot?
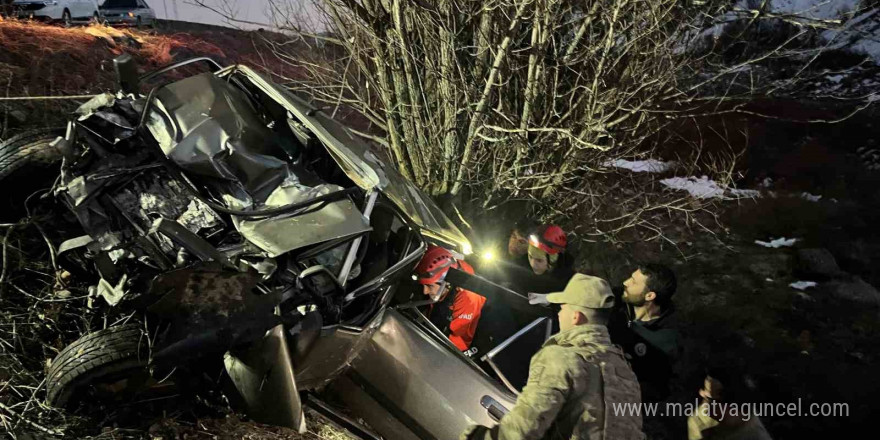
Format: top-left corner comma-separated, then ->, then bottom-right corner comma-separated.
98,0 -> 154,27
11,0 -> 99,25
0,56 -> 552,439
1,0 -> 15,18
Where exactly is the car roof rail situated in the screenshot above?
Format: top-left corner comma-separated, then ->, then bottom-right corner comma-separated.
139,57 -> 223,83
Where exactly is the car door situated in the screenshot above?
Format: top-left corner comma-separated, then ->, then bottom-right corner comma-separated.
73,0 -> 89,18
136,0 -> 151,21
340,307 -> 518,440
86,0 -> 98,17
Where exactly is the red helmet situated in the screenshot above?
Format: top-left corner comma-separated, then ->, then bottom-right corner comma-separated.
529,225 -> 567,255
415,246 -> 459,285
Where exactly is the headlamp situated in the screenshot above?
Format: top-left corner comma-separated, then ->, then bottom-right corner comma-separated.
529,234 -> 540,246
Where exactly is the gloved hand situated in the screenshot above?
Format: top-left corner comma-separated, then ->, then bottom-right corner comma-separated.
528,292 -> 550,305
460,424 -> 491,440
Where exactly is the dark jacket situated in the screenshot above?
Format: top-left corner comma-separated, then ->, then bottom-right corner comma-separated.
608,287 -> 681,403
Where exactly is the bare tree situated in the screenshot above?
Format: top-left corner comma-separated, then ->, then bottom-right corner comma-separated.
195,0 -> 874,240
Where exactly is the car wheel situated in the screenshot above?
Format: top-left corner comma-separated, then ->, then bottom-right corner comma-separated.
46,325 -> 152,408
0,128 -> 64,220
61,9 -> 71,27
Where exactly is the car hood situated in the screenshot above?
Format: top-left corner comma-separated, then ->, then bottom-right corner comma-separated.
222,66 -> 471,254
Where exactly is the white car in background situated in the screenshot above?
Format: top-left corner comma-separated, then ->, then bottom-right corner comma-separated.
12,0 -> 99,25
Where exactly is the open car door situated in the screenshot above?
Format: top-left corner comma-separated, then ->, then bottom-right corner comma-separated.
330,305 -> 518,440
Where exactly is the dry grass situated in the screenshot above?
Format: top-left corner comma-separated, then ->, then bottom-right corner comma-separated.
0,18 -> 302,93
0,17 -> 304,140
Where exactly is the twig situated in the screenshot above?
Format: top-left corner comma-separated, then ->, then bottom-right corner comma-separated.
0,94 -> 96,102
0,401 -> 63,436
27,218 -> 58,276
1,225 -> 13,296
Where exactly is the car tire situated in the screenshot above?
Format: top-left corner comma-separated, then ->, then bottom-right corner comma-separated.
61,9 -> 71,27
46,325 -> 151,407
0,128 -> 64,220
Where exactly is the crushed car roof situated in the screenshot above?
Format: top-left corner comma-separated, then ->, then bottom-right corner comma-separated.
224,65 -> 472,254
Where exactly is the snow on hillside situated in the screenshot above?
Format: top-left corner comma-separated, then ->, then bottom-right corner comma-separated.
769,0 -> 862,20
768,0 -> 880,66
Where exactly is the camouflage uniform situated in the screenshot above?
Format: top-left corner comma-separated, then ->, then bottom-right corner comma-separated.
463,324 -> 644,440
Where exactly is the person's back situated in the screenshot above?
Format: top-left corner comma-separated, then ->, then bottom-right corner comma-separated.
463,274 -> 644,440
515,324 -> 643,439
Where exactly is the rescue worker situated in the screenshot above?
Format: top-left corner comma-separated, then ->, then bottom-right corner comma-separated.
507,218 -> 538,265
478,218 -> 536,285
521,224 -> 575,294
609,263 -> 681,403
415,246 -> 486,353
462,274 -> 644,440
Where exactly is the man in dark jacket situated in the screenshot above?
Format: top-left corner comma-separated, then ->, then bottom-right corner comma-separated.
608,263 -> 681,403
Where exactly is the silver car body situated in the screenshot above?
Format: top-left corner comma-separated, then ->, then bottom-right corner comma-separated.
206,65 -> 542,440
65,59 -> 536,439
98,0 -> 154,26
12,0 -> 98,21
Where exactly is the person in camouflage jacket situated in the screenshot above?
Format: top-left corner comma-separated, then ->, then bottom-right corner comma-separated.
462,274 -> 644,440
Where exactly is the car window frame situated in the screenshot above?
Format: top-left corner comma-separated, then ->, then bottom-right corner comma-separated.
480,316 -> 553,394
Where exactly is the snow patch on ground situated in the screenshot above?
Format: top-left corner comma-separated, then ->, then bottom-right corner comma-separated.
755,237 -> 799,248
801,192 -> 823,202
660,176 -> 760,199
771,0 -> 861,20
605,159 -> 677,173
790,280 -> 818,290
821,6 -> 880,64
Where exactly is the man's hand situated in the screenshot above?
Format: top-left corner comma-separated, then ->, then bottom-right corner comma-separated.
528,292 -> 550,305
460,424 -> 490,440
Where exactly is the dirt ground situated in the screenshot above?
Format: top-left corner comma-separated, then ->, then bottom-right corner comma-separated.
560,104 -> 880,438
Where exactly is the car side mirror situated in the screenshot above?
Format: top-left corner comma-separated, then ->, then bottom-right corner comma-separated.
113,54 -> 140,95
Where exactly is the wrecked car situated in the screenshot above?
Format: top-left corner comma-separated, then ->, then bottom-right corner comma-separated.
1,55 -> 553,440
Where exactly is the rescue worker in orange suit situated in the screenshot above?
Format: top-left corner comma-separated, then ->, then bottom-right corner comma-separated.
415,246 -> 487,354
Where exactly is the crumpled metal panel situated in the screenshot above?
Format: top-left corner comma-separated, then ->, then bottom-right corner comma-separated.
224,325 -> 306,432
143,72 -> 372,257
223,66 -> 472,253
146,73 -> 290,204
75,93 -> 116,119
235,179 -> 371,258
